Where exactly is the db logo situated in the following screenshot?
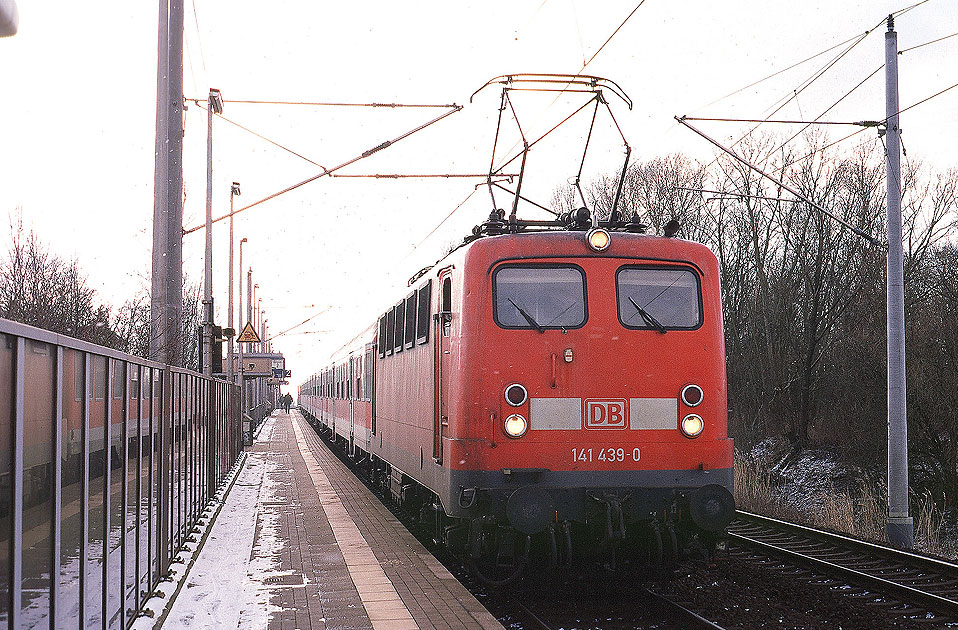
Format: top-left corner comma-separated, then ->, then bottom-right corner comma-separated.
584,399 -> 628,429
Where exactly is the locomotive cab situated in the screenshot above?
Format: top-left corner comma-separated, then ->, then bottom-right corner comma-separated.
300,225 -> 735,585
437,228 -> 735,579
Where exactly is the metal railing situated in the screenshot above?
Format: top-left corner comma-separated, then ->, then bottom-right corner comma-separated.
246,400 -> 273,439
0,318 -> 243,629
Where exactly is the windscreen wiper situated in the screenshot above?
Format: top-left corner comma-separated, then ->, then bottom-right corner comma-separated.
508,298 -> 545,333
629,297 -> 667,334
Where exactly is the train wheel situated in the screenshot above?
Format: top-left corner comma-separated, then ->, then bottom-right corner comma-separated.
468,524 -> 530,588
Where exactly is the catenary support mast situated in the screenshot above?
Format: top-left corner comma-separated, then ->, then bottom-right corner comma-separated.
885,14 -> 912,548
150,0 -> 184,366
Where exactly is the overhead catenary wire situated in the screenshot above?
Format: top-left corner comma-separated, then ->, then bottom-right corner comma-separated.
899,29 -> 958,54
676,187 -> 804,203
331,173 -> 519,179
685,0 -> 935,153
486,0 -> 646,176
676,116 -> 879,245
190,99 -> 460,108
691,26 -> 958,169
266,308 -> 329,342
682,117 -> 877,126
765,64 -> 885,159
689,32 -> 873,114
783,79 -> 958,169
398,188 -> 480,264
183,104 -> 462,235
189,0 -> 207,77
191,100 -> 328,169
707,1 -> 930,162
579,0 -> 648,72
733,30 -> 873,150
699,2 -> 948,172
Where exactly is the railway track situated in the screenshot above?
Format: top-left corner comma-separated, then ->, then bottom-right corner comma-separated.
508,589 -> 728,630
730,510 -> 958,622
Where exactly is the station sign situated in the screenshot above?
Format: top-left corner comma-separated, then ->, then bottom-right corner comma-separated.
234,356 -> 272,376
272,368 -> 292,379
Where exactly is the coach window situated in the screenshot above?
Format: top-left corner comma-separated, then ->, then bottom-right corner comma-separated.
93,356 -> 107,400
112,361 -> 125,400
616,266 -> 702,330
394,300 -> 405,354
74,353 -> 84,402
355,356 -> 362,400
351,357 -> 357,400
493,265 -> 587,330
378,315 -> 387,358
404,292 -> 416,350
416,280 -> 431,345
386,308 -> 396,356
364,349 -> 372,400
129,368 -> 140,400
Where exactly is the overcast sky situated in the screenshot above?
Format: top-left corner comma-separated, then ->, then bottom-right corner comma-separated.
1,0 -> 956,385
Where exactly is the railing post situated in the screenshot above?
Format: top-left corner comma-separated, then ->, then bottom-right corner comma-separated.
159,365 -> 172,577
52,346 -> 63,627
207,376 -> 217,502
103,359 -> 113,630
81,352 -> 90,626
12,337 -> 25,630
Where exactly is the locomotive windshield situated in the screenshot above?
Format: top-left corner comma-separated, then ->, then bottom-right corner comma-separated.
616,266 -> 702,330
493,265 -> 587,330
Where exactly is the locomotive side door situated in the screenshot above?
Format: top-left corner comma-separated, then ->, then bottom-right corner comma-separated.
433,271 -> 453,463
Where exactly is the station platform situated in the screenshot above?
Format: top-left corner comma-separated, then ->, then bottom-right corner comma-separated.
158,411 -> 505,630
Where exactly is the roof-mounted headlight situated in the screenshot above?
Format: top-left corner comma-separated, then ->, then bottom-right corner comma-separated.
586,228 -> 611,252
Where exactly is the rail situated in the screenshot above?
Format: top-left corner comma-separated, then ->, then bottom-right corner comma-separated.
0,318 -> 243,629
730,510 -> 958,620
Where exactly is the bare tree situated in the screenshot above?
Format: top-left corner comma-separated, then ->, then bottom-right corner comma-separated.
0,216 -> 118,348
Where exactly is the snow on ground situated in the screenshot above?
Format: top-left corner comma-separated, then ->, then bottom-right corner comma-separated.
747,437 -> 870,514
133,414 -> 292,629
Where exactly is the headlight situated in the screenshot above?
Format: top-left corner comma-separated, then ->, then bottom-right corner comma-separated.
504,383 -> 528,406
681,413 -> 704,438
586,228 -> 611,252
504,414 -> 528,438
681,384 -> 703,407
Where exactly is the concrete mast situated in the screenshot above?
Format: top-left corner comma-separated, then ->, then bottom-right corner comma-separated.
884,14 -> 912,549
151,0 -> 184,366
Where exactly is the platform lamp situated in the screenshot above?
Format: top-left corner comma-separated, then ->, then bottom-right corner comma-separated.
227,181 -> 241,383
236,236 -> 248,444
202,88 -> 225,376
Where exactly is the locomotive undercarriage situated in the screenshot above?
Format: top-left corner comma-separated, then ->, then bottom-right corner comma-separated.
304,414 -> 733,587
434,483 -> 732,586
374,457 -> 733,586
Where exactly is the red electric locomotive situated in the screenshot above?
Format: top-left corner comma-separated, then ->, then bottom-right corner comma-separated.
299,210 -> 735,583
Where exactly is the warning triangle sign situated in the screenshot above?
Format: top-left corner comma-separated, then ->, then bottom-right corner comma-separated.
237,322 -> 261,343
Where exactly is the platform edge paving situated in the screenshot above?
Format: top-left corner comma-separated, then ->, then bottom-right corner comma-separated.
290,412 -> 506,630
